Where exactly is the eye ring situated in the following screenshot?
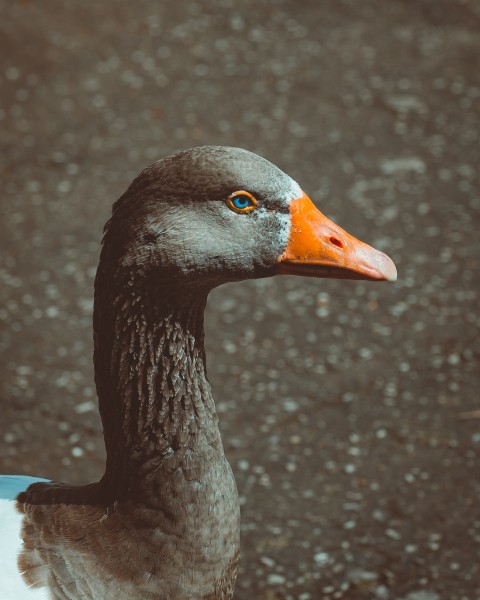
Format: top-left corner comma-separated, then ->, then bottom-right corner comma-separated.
226,191 -> 258,214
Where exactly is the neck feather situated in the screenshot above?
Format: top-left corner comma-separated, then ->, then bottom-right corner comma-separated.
93,267 -> 219,497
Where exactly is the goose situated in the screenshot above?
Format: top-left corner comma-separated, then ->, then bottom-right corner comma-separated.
0,146 -> 397,599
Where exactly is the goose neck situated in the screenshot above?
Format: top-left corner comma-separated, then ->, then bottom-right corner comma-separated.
93,282 -> 220,497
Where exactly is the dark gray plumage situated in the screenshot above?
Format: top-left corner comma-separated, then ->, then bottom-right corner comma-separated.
15,146 -> 304,600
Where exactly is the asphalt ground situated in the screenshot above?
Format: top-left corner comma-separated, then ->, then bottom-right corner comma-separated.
1,1 -> 479,598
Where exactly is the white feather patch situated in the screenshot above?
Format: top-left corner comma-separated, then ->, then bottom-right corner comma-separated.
285,177 -> 302,201
0,476 -> 51,599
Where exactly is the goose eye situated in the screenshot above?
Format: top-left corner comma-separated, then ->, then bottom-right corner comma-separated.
227,191 -> 258,214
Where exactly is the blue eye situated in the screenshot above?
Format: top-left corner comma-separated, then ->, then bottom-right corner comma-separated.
227,191 -> 258,213
232,195 -> 250,209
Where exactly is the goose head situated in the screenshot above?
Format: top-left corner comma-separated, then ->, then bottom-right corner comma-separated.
101,145 -> 396,293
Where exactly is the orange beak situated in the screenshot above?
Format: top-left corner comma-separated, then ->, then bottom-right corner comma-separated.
277,194 -> 397,281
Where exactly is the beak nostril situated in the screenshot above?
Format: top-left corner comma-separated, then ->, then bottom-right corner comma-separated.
329,236 -> 343,249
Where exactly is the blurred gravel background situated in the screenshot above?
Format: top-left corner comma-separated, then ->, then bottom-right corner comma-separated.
1,1 -> 479,598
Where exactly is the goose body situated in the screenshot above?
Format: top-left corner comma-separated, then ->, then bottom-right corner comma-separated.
0,146 -> 396,599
